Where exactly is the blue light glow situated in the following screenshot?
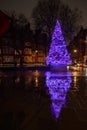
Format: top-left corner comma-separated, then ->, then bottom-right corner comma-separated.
46,20 -> 72,66
45,71 -> 72,119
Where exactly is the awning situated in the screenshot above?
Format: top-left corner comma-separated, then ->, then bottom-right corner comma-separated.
0,10 -> 10,36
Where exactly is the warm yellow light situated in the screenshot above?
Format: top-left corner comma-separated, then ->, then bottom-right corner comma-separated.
73,76 -> 78,90
35,50 -> 38,53
72,71 -> 78,76
73,49 -> 77,53
15,77 -> 20,83
35,77 -> 38,87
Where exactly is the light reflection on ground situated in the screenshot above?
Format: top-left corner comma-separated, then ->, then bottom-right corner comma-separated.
45,71 -> 72,119
0,68 -> 87,130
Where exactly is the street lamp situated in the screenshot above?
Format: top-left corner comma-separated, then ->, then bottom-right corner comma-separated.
73,49 -> 78,64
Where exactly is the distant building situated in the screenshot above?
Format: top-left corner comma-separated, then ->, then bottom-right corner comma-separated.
0,10 -> 46,67
84,29 -> 87,64
69,28 -> 87,64
23,42 -> 46,66
0,40 -> 46,67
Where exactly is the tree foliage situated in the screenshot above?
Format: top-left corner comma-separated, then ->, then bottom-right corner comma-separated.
6,11 -> 33,50
32,0 -> 81,44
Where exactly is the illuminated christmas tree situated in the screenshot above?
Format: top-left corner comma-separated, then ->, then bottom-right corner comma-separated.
46,20 -> 72,66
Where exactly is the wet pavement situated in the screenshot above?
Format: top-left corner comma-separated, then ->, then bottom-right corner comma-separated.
0,67 -> 87,130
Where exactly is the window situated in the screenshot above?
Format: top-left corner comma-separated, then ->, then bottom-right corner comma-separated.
3,47 -> 14,54
24,48 -> 32,55
3,56 -> 14,63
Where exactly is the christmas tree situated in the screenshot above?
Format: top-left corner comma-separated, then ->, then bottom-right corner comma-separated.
46,20 -> 72,66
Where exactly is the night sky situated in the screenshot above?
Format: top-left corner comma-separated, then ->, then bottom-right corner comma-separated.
0,0 -> 87,28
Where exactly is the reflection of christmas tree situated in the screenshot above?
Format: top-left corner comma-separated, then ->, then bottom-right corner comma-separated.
45,72 -> 72,119
46,20 -> 72,66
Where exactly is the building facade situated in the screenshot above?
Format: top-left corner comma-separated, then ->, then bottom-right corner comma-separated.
69,28 -> 87,65
0,41 -> 46,67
